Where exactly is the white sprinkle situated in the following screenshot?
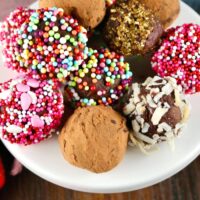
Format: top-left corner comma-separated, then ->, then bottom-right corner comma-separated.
6,125 -> 22,134
0,90 -> 11,100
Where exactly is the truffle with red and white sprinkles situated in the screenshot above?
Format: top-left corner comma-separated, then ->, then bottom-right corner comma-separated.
65,48 -> 133,108
152,24 -> 200,94
0,76 -> 64,145
0,7 -> 88,82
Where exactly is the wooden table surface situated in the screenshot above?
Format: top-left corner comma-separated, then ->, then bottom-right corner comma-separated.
0,1 -> 200,200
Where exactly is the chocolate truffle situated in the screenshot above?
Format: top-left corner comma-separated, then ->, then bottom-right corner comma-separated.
65,48 -> 133,108
139,0 -> 180,29
39,0 -> 106,29
152,24 -> 200,94
104,0 -> 163,56
59,106 -> 128,173
0,75 -> 64,145
0,8 -> 88,82
0,8 -> 33,43
124,76 -> 190,150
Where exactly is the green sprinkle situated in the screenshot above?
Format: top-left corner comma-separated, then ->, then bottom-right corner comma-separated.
111,62 -> 116,67
65,35 -> 70,40
70,38 -> 75,43
49,30 -> 54,36
54,33 -> 60,39
17,39 -> 23,45
34,19 -> 39,24
57,73 -> 63,79
71,81 -> 76,87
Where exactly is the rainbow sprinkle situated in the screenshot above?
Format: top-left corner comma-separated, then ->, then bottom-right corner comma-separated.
0,8 -> 88,82
65,48 -> 133,107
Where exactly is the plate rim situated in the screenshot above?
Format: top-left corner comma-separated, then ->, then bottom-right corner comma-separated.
1,1 -> 200,193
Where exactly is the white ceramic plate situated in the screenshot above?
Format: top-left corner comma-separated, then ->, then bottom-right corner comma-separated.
1,1 -> 200,194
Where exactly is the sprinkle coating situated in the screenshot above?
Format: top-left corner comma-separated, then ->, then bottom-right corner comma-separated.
0,75 -> 64,145
152,24 -> 200,94
65,48 -> 133,107
0,8 -> 88,82
0,8 -> 33,71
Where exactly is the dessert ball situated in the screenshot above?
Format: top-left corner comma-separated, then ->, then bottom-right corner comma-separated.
152,24 -> 200,94
139,0 -> 180,29
0,8 -> 88,82
124,76 -> 190,150
104,0 -> 163,56
65,48 -> 133,107
0,75 -> 64,145
0,8 -> 33,42
59,106 -> 128,173
39,0 -> 106,29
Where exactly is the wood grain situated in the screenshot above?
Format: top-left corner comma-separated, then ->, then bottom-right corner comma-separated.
0,156 -> 199,200
0,0 -> 199,199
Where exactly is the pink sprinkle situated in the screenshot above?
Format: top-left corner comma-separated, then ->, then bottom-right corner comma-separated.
27,78 -> 40,88
20,93 -> 32,110
31,115 -> 44,128
16,83 -> 30,92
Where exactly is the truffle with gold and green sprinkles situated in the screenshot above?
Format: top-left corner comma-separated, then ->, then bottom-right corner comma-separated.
65,48 -> 133,108
104,0 -> 163,56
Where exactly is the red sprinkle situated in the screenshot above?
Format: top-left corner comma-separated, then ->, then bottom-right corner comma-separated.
152,24 -> 200,94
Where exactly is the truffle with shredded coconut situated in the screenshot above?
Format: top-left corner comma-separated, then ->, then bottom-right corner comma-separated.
123,76 -> 190,150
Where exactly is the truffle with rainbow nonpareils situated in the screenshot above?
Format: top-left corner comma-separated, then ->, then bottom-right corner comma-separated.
123,76 -> 190,150
0,75 -> 64,145
104,0 -> 163,56
64,48 -> 133,108
0,7 -> 88,82
0,8 -> 34,43
152,24 -> 200,94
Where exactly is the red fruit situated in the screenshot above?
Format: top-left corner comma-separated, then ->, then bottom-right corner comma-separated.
0,159 -> 5,189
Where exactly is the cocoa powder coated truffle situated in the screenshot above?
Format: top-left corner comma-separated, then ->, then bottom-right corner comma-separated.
59,106 -> 128,173
139,0 -> 180,29
104,0 -> 163,56
39,0 -> 106,29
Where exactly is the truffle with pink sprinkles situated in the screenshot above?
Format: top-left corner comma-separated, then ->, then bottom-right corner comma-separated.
0,76 -> 64,145
151,24 -> 200,94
